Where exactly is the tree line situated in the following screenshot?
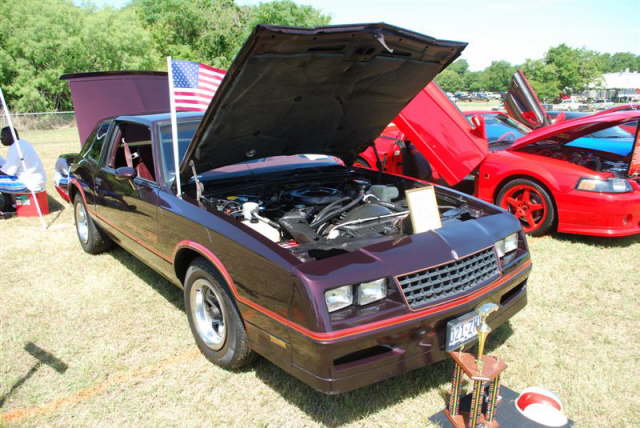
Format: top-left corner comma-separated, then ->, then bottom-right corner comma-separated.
0,0 -> 329,112
1,0 -> 638,111
435,46 -> 640,102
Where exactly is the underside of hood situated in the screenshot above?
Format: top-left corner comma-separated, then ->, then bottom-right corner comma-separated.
508,110 -> 640,151
180,23 -> 466,179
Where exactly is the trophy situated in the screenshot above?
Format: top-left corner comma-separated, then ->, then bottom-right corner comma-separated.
445,303 -> 506,428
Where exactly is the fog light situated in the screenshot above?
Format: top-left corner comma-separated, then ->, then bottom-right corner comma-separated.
325,285 -> 353,312
357,279 -> 387,306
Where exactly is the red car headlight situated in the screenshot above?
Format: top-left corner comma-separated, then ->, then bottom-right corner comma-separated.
575,177 -> 632,193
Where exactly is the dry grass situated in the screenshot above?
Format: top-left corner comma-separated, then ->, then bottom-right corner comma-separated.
1,127 -> 639,427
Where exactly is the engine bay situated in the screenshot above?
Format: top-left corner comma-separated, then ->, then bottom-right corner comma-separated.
197,170 -> 489,261
521,142 -> 630,177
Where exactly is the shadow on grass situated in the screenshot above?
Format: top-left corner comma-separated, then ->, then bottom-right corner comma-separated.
47,194 -> 65,213
0,343 -> 68,408
551,232 -> 640,248
103,245 -> 516,425
109,247 -> 184,311
253,322 -> 514,427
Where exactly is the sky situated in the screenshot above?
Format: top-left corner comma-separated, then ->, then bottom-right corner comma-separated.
89,0 -> 640,71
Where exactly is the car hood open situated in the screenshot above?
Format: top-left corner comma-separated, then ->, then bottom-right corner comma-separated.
393,82 -> 489,185
180,23 -> 466,179
508,110 -> 640,151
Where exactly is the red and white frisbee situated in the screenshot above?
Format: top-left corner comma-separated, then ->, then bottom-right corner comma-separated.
515,387 -> 568,427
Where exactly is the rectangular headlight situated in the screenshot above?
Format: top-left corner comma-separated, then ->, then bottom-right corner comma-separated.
325,285 -> 353,312
576,177 -> 632,193
495,233 -> 518,257
357,279 -> 387,306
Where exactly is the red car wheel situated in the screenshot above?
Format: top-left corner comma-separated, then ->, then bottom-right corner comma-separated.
497,179 -> 555,236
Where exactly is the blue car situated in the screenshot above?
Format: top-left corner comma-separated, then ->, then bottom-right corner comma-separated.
548,111 -> 634,156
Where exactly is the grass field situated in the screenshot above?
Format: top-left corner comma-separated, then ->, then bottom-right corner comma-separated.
1,126 -> 639,427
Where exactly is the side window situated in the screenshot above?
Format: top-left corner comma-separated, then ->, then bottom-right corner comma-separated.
107,122 -> 156,182
81,121 -> 110,162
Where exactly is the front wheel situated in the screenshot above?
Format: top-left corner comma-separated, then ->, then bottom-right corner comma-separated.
184,257 -> 254,369
496,179 -> 555,236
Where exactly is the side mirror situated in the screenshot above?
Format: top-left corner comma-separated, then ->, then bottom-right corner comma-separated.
469,113 -> 487,139
115,166 -> 137,180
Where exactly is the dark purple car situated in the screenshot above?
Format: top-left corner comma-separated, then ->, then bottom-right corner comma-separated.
60,24 -> 531,394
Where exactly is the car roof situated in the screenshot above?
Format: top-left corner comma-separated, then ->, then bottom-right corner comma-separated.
116,111 -> 204,126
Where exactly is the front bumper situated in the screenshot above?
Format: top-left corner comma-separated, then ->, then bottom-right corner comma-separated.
558,188 -> 640,237
247,257 -> 530,394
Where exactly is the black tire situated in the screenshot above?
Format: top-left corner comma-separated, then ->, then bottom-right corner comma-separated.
184,257 -> 254,369
496,178 -> 555,237
73,194 -> 113,254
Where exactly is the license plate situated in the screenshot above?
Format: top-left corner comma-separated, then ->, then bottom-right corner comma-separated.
445,311 -> 481,352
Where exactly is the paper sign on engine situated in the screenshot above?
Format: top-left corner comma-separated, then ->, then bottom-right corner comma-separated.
406,186 -> 441,234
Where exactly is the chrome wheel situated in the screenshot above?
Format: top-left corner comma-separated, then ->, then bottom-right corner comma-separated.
75,201 -> 89,244
190,278 -> 227,351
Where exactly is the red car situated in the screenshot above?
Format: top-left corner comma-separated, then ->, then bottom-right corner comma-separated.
367,82 -> 640,237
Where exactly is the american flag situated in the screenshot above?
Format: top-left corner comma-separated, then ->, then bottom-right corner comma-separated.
171,60 -> 226,112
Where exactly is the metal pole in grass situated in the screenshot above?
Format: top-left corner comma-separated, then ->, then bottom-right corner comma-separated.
167,56 -> 182,199
0,88 -> 46,229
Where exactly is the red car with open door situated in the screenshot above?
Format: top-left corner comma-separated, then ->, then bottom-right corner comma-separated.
372,82 -> 640,237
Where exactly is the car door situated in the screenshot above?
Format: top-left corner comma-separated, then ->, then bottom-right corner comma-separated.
71,120 -> 113,208
503,70 -> 551,130
94,120 -> 165,269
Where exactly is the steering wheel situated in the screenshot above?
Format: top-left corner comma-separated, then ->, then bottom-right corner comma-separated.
496,131 -> 517,143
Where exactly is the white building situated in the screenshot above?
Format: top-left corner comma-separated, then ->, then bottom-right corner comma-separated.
587,71 -> 640,102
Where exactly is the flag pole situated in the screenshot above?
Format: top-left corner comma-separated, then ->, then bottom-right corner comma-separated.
0,88 -> 46,229
166,56 -> 182,199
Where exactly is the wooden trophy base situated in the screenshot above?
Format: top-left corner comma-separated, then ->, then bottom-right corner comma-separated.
444,408 -> 500,428
445,352 -> 507,428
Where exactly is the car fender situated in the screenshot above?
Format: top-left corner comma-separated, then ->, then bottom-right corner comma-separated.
476,152 -> 561,204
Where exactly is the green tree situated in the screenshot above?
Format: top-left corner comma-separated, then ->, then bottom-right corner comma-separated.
434,69 -> 464,93
448,59 -> 469,75
132,0 -> 330,69
544,44 -> 601,93
463,71 -> 484,92
481,60 -> 515,92
520,59 -> 561,102
0,0 -> 156,111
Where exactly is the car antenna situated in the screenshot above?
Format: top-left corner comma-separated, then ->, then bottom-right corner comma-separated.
189,160 -> 203,203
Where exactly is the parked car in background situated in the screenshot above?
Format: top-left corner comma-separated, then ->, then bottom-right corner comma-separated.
58,24 -> 531,394
463,111 -> 529,149
369,82 -> 640,237
504,71 -> 637,156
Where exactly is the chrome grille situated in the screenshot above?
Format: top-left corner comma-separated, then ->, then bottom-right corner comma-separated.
397,248 -> 500,309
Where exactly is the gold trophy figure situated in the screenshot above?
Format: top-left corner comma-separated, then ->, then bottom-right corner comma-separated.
475,303 -> 499,371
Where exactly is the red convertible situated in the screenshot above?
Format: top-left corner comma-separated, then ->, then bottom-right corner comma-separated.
363,82 -> 640,237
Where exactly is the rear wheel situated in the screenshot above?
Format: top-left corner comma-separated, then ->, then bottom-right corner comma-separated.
73,194 -> 112,254
497,179 -> 555,236
184,257 -> 254,369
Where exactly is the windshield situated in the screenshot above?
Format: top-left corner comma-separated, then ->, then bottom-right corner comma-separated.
587,125 -> 632,139
483,114 -> 528,143
158,120 -> 200,183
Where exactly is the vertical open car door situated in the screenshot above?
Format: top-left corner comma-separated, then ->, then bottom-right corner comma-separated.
394,82 -> 488,185
504,70 -> 551,130
629,123 -> 640,177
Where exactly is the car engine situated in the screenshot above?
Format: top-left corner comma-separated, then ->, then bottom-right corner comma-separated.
200,171 -> 488,261
521,143 -> 630,177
